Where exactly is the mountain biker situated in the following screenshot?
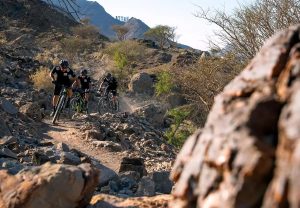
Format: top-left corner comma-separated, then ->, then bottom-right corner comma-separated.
98,72 -> 118,102
72,69 -> 91,108
49,59 -> 77,116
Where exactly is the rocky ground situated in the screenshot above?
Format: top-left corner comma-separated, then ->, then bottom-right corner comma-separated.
0,37 -> 178,208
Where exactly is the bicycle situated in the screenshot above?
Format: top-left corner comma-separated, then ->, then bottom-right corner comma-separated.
97,87 -> 119,115
68,89 -> 88,118
52,84 -> 69,124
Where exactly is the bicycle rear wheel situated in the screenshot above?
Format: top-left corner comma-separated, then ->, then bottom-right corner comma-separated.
52,95 -> 65,124
68,98 -> 80,119
109,99 -> 119,113
97,98 -> 109,115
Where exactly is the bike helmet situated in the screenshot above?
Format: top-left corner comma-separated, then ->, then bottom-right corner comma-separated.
59,59 -> 69,68
81,69 -> 88,76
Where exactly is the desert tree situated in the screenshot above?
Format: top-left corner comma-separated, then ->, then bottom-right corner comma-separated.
195,0 -> 300,60
111,25 -> 130,41
173,53 -> 245,125
144,25 -> 177,49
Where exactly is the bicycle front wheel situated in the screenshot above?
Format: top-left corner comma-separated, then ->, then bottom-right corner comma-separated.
52,95 -> 66,124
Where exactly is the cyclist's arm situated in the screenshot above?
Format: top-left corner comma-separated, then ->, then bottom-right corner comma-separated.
69,69 -> 77,85
98,81 -> 104,91
50,67 -> 57,81
72,78 -> 80,88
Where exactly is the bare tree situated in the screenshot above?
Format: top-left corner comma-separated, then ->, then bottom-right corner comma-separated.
111,25 -> 129,41
195,0 -> 300,60
173,53 -> 244,125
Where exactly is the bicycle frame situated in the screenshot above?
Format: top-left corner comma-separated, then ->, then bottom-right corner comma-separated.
52,85 -> 68,124
97,86 -> 119,114
70,90 -> 86,114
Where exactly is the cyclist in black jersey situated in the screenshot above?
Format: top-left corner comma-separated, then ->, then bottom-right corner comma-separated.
49,60 -> 77,116
99,73 -> 118,98
73,69 -> 91,108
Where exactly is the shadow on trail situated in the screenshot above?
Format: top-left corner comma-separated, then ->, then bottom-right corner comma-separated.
38,116 -> 118,186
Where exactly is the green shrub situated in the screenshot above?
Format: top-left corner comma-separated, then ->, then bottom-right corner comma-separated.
155,70 -> 174,96
114,51 -> 128,69
164,107 -> 195,148
105,40 -> 146,69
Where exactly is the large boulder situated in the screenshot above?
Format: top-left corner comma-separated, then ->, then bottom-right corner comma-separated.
156,52 -> 172,64
170,25 -> 300,207
0,97 -> 18,115
119,157 -> 147,178
128,72 -> 154,95
0,163 -> 99,208
19,102 -> 42,121
166,93 -> 187,108
134,104 -> 166,127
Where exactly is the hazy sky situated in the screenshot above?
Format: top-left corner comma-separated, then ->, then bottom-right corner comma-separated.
95,0 -> 255,50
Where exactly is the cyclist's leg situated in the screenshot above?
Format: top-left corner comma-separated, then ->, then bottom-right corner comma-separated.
111,87 -> 118,109
51,84 -> 62,116
105,86 -> 111,100
65,83 -> 73,108
84,89 -> 90,107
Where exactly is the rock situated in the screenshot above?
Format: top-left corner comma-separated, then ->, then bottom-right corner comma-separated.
136,176 -> 155,197
55,142 -> 70,152
89,194 -> 172,208
128,72 -> 154,95
166,93 -> 187,108
0,158 -> 25,174
32,151 -> 52,165
0,120 -> 11,138
0,136 -> 17,146
19,102 -> 42,121
59,152 -> 81,165
0,97 -> 18,115
152,171 -> 173,194
134,104 -> 166,127
85,130 -> 105,141
170,25 -> 300,207
119,171 -> 141,182
0,163 -> 99,208
92,141 -> 122,152
157,52 -> 172,63
0,148 -> 17,159
119,157 -> 147,178
174,50 -> 199,67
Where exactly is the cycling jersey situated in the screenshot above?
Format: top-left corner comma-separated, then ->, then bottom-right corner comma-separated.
78,75 -> 91,90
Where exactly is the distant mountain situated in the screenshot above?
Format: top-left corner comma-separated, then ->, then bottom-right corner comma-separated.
124,18 -> 150,39
75,0 -> 123,37
45,0 -> 195,49
46,0 -> 150,39
46,0 -> 122,37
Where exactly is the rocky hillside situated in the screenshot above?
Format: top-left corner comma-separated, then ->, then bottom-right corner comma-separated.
0,0 -> 179,207
124,17 -> 150,39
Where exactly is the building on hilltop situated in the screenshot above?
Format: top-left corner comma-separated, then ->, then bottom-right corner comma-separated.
115,16 -> 130,22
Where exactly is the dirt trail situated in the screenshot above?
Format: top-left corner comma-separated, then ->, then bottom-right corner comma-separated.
43,119 -> 123,173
